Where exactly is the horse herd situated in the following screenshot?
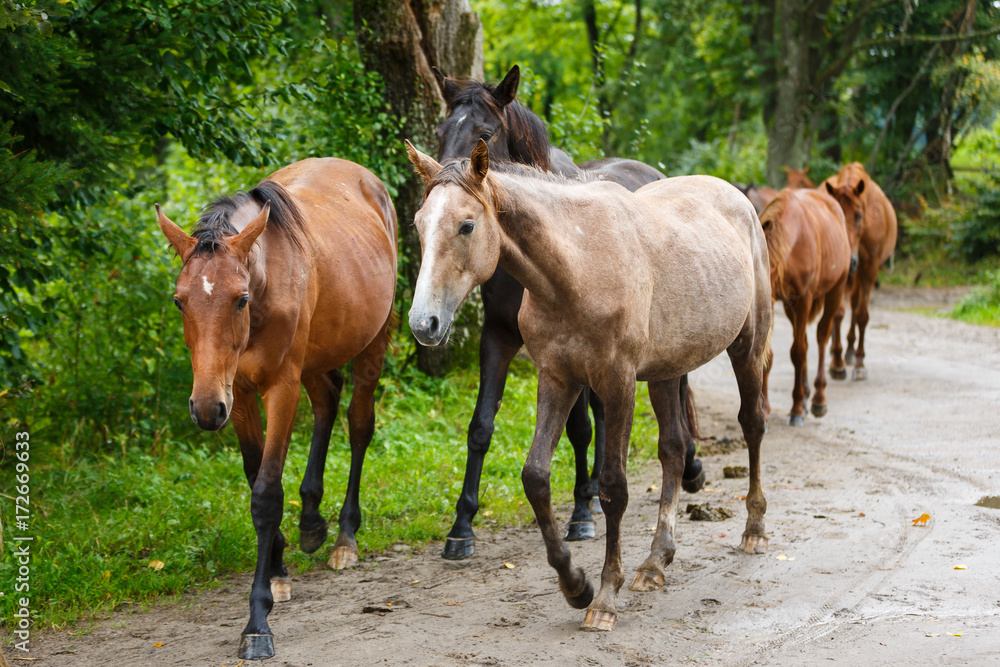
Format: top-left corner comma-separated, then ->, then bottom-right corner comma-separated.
155,66 -> 897,660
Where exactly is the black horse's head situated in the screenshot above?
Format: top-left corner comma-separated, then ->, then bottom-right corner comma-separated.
433,65 -> 550,170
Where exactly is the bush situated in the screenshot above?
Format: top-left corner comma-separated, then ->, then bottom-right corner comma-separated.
953,168 -> 1000,261
951,268 -> 1000,326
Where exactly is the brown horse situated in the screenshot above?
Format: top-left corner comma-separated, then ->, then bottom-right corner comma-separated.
784,165 -> 816,188
822,163 -> 898,381
405,139 -> 771,632
156,158 -> 397,660
760,188 -> 851,425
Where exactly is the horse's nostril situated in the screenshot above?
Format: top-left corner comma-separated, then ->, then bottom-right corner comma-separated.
429,315 -> 440,335
217,402 -> 227,422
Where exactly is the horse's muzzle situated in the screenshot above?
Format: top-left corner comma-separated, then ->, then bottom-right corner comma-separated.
190,397 -> 229,431
409,311 -> 451,347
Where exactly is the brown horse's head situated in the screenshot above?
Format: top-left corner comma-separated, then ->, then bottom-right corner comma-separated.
824,176 -> 865,275
783,166 -> 815,189
405,139 -> 501,346
156,203 -> 269,430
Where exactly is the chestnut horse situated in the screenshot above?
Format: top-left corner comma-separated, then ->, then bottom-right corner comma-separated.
784,166 -> 816,188
156,159 -> 397,660
822,163 -> 898,381
432,65 -> 704,560
406,139 -> 770,632
760,188 -> 851,425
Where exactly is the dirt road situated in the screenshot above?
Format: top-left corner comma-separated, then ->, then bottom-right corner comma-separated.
27,287 -> 1000,665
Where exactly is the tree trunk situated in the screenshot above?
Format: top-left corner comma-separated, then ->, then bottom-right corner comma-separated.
353,0 -> 482,377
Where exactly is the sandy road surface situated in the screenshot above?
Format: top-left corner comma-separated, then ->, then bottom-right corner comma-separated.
24,287 -> 1000,666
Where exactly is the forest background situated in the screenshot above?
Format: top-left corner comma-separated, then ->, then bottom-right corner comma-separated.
1,0 -> 999,628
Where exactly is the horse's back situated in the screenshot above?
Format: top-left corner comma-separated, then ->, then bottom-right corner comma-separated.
578,158 -> 665,192
267,158 -> 397,371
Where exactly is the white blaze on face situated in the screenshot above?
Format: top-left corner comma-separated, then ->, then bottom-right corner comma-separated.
412,188 -> 450,325
202,274 -> 215,297
455,113 -> 468,128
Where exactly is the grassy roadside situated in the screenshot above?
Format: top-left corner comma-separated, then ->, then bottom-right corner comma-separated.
0,358 -> 664,630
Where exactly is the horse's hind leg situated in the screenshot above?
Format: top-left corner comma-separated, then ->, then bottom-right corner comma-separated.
631,378 -> 685,592
522,373 -> 594,610
812,282 -> 846,417
565,388 -> 596,541
444,316 -> 523,559
829,298 -> 848,380
680,375 -> 705,493
727,323 -> 769,555
786,298 -> 811,426
328,324 -> 389,570
298,369 -> 344,555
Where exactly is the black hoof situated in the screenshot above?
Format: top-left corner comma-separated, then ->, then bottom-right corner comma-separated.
238,633 -> 274,660
682,459 -> 705,493
811,402 -> 828,418
565,521 -> 596,541
298,521 -> 328,554
441,536 -> 475,560
788,414 -> 804,427
830,366 -> 847,380
565,578 -> 595,610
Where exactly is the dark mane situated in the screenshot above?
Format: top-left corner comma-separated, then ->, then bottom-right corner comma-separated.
447,79 -> 553,169
191,179 -> 305,256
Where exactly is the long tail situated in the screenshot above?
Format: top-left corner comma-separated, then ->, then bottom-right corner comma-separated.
680,374 -> 700,441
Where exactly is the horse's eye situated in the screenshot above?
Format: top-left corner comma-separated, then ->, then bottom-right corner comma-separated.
479,132 -> 493,141
173,297 -> 182,312
459,221 -> 475,236
238,296 -> 250,310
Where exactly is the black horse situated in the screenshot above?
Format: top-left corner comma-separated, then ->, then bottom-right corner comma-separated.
432,64 -> 705,560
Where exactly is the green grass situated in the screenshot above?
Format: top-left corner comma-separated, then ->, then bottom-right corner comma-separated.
878,249 -> 1000,288
0,358 -> 664,630
949,269 -> 1000,326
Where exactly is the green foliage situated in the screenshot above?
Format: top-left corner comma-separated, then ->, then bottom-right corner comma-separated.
954,167 -> 1000,261
951,269 -> 1000,326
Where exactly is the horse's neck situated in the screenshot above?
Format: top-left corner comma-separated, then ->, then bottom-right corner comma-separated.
493,176 -> 581,306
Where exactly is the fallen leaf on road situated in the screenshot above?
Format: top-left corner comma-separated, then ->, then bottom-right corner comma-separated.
954,564 -> 967,570
912,513 -> 931,526
410,580 -> 420,584
775,553 -> 795,561
858,512 -> 866,517
154,642 -> 164,647
148,560 -> 165,571
445,601 -> 462,606
503,562 -> 516,569
648,484 -> 659,492
948,632 -> 963,637
735,494 -> 747,501
711,532 -> 727,538
288,500 -> 300,507
926,633 -> 940,637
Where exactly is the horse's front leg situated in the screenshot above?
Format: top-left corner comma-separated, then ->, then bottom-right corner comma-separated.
238,379 -> 300,661
298,369 -> 345,554
829,297 -> 848,380
230,383 -> 292,607
444,317 -> 522,560
851,271 -> 877,381
565,387 -> 596,541
581,371 -> 636,632
328,327 -> 388,570
521,374 -> 593,609
632,378 -> 685,592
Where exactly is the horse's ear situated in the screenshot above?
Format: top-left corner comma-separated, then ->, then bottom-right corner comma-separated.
231,202 -> 269,258
405,139 -> 443,183
783,166 -> 791,175
825,182 -> 837,197
802,166 -> 809,174
854,179 -> 865,196
432,66 -> 460,105
493,65 -> 520,107
156,204 -> 196,260
470,138 -> 490,184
